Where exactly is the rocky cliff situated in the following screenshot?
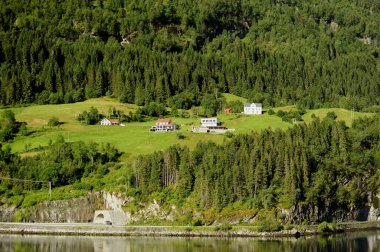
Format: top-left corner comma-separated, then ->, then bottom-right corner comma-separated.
0,191 -> 130,223
1,191 -> 378,224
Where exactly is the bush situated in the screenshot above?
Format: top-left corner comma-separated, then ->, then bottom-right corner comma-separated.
185,226 -> 193,232
267,109 -> 275,115
214,223 -> 232,232
276,110 -> 286,117
77,107 -> 100,125
48,117 -> 61,127
284,223 -> 294,230
13,210 -> 24,222
318,221 -> 331,232
257,218 -> 283,232
276,109 -> 305,123
318,221 -> 337,232
191,217 -> 204,226
177,133 -> 186,139
225,131 -> 234,138
19,123 -> 28,136
326,112 -> 337,120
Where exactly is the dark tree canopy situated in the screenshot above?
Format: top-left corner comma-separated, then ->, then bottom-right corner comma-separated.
0,0 -> 378,109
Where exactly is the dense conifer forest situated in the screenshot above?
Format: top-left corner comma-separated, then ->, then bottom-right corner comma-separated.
0,0 -> 379,109
130,115 -> 380,223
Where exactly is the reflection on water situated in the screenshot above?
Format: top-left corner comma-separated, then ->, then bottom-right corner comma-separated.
0,230 -> 379,252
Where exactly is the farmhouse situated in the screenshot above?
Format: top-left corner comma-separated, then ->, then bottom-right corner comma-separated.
243,103 -> 262,115
150,118 -> 178,132
193,118 -> 235,134
201,118 -> 221,127
100,118 -> 120,126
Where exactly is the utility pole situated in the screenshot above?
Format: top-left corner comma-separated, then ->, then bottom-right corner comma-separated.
0,177 -> 52,198
48,182 -> 52,198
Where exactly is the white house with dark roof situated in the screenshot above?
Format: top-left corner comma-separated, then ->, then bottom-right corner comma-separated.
243,103 -> 262,115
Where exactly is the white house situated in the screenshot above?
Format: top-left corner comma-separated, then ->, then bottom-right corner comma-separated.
100,118 -> 120,126
243,103 -> 262,115
201,118 -> 221,127
150,118 -> 178,132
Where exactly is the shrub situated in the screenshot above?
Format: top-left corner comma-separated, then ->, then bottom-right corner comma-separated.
191,217 -> 204,226
318,221 -> 331,232
267,109 -> 275,115
326,111 -> 338,120
257,218 -> 283,232
19,123 -> 28,136
13,210 -> 24,222
318,222 -> 337,232
284,223 -> 294,230
225,131 -> 234,138
214,223 -> 232,232
185,226 -> 193,232
177,133 -> 186,139
276,110 -> 286,118
48,117 -> 61,127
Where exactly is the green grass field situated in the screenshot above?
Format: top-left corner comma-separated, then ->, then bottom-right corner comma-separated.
3,96 -> 373,158
222,93 -> 248,103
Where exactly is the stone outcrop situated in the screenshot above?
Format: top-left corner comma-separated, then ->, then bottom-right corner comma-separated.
1,191 -> 379,224
0,206 -> 16,222
25,192 -> 104,223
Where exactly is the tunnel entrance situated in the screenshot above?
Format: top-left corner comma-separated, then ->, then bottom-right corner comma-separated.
93,213 -> 105,224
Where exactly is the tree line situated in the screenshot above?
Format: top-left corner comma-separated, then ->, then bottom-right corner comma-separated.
130,115 -> 380,223
0,0 -> 378,110
0,138 -> 120,189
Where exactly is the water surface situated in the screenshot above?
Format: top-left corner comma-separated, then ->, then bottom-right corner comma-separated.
0,230 -> 379,252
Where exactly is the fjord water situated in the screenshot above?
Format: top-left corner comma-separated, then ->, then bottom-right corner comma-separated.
0,231 -> 379,252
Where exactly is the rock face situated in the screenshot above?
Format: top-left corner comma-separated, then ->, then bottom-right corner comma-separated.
25,192 -> 104,223
1,191 -> 379,224
0,206 -> 16,222
103,191 -> 130,211
368,194 -> 380,221
0,191 -> 131,223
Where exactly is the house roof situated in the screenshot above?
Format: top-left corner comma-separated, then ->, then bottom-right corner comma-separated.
156,118 -> 176,125
201,118 -> 220,121
244,103 -> 262,108
109,118 -> 120,123
157,118 -> 172,123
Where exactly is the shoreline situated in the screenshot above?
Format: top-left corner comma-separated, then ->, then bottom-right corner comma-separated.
0,221 -> 379,238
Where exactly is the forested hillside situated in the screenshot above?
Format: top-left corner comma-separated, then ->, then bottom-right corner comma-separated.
0,0 -> 379,109
130,115 -> 380,223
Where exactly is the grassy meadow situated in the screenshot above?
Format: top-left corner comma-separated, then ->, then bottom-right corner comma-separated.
3,96 -> 373,158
